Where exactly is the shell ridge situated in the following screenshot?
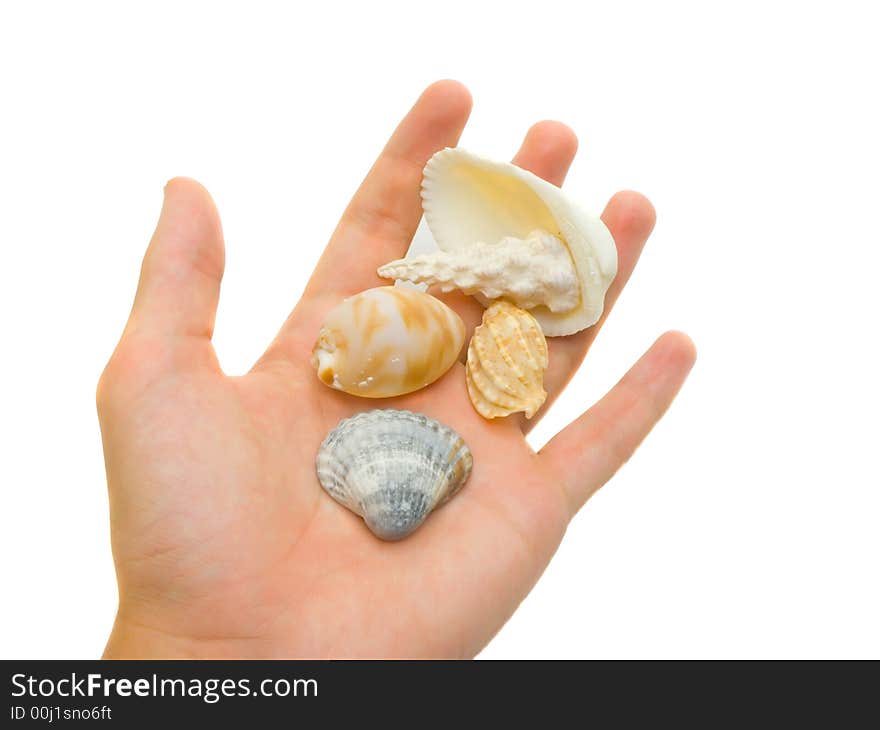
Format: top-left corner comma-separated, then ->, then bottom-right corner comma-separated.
472,326 -> 528,408
316,409 -> 472,540
507,306 -> 540,383
474,323 -> 526,401
470,349 -> 519,412
466,362 -> 514,418
465,302 -> 549,419
484,305 -> 535,399
479,312 -> 528,398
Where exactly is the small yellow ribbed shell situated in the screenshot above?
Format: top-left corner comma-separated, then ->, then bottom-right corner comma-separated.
465,300 -> 549,419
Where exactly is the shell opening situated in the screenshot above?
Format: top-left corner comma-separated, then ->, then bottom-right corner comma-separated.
419,147 -> 618,336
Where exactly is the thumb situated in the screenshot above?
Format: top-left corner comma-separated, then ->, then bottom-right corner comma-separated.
127,177 -> 225,341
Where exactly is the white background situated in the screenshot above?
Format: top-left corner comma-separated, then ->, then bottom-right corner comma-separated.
1,1 -> 878,658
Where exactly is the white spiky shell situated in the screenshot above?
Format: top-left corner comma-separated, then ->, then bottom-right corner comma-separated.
378,230 -> 580,313
420,147 -> 618,337
316,409 -> 473,540
466,301 -> 548,419
311,286 -> 465,398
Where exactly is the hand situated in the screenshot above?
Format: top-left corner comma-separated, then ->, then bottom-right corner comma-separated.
97,80 -> 696,658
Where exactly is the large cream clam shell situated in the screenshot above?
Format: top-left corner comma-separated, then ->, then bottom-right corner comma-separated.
311,286 -> 465,398
316,409 -> 472,540
421,147 -> 618,337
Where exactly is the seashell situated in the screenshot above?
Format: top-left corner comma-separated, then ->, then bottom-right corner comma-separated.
405,147 -> 618,337
311,286 -> 465,398
316,409 -> 473,540
466,300 -> 549,419
378,229 -> 579,313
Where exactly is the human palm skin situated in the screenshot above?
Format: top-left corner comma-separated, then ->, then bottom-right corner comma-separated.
98,81 -> 696,658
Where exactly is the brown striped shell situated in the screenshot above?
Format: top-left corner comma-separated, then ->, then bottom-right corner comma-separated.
466,300 -> 548,419
311,286 -> 465,398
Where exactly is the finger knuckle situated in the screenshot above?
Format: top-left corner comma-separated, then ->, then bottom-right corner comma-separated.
95,337 -> 152,410
95,362 -> 116,412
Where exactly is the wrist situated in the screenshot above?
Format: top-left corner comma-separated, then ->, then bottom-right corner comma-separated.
103,615 -> 202,659
103,608 -> 260,659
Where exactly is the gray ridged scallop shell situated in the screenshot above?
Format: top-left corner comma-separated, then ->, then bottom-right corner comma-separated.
316,409 -> 473,540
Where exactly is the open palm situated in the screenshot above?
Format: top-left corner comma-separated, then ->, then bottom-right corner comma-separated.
98,81 -> 696,658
